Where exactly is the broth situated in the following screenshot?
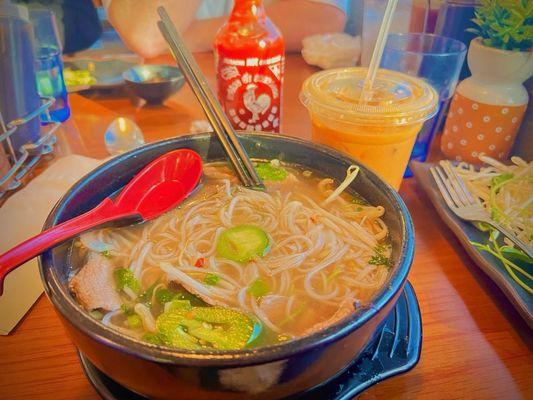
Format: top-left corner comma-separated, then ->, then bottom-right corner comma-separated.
69,161 -> 391,350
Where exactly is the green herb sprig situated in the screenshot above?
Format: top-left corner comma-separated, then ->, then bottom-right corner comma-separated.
471,230 -> 532,294
369,244 -> 392,269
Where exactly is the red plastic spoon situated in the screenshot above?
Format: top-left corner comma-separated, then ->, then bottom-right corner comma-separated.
0,148 -> 203,295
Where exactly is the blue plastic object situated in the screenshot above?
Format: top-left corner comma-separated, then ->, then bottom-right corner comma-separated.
29,9 -> 70,123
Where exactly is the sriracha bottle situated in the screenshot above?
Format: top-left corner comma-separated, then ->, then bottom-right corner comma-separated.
214,0 -> 285,133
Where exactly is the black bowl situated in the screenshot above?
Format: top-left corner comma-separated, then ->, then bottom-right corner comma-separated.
123,65 -> 185,105
40,133 -> 414,399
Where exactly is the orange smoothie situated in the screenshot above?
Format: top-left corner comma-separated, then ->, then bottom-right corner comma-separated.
300,68 -> 438,190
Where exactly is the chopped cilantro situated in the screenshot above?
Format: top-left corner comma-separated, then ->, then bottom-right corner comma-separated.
351,196 -> 367,205
255,162 -> 287,181
369,244 -> 392,268
369,253 -> 391,266
101,250 -> 112,258
204,273 -> 220,286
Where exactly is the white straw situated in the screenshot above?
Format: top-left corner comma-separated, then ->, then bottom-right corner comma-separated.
360,0 -> 399,102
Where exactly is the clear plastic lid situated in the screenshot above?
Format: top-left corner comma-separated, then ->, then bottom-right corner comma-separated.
300,67 -> 438,126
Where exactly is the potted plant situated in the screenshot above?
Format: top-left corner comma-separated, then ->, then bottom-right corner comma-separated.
441,0 -> 533,164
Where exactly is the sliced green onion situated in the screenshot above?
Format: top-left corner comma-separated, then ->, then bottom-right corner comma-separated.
126,314 -> 142,328
114,268 -> 140,294
247,278 -> 270,298
89,310 -> 103,320
121,304 -> 135,316
142,332 -> 164,345
155,287 -> 175,304
165,300 -> 192,312
139,280 -> 159,305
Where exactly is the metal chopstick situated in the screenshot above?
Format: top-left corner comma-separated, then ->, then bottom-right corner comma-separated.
157,6 -> 264,190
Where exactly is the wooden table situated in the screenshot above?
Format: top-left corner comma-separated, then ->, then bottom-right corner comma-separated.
0,53 -> 531,400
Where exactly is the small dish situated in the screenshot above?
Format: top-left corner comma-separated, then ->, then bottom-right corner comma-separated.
122,65 -> 185,104
411,161 -> 532,329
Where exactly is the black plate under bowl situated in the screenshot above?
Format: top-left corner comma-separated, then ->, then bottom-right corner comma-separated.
78,282 -> 422,400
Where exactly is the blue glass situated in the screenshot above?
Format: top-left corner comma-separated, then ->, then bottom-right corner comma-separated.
35,46 -> 70,123
406,100 -> 446,175
381,33 -> 466,177
435,0 -> 479,80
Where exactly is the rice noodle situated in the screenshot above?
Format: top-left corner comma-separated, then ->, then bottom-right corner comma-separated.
89,164 -> 391,339
322,165 -> 360,206
134,303 -> 157,332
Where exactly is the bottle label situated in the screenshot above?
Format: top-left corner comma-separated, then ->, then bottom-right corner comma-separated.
216,54 -> 284,133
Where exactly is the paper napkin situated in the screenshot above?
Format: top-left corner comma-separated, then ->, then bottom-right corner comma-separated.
0,154 -> 102,335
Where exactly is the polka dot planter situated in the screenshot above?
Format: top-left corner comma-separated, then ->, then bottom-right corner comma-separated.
441,93 -> 526,163
440,38 -> 532,164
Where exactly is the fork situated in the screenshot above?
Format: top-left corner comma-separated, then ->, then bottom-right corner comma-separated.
430,160 -> 533,259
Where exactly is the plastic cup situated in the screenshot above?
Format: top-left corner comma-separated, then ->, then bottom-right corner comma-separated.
300,67 -> 438,189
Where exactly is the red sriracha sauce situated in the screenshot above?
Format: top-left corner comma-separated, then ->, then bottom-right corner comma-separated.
214,0 -> 285,133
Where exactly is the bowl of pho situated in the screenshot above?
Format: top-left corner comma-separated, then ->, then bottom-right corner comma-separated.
40,132 -> 414,399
